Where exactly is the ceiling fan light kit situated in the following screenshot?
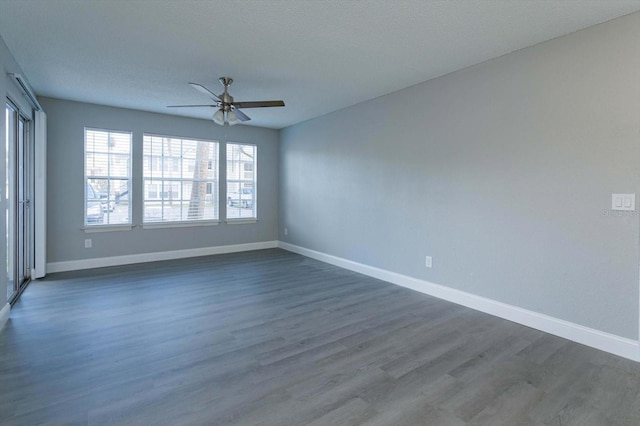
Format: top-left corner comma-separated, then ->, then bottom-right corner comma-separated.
212,109 -> 239,126
168,77 -> 285,126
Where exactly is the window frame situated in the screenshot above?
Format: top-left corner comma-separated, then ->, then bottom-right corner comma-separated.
142,133 -> 220,227
84,127 -> 132,229
225,142 -> 257,223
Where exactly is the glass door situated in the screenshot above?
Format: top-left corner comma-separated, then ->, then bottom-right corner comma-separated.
5,102 -> 31,303
17,114 -> 30,291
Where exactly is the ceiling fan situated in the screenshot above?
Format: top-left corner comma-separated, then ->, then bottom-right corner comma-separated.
168,77 -> 285,126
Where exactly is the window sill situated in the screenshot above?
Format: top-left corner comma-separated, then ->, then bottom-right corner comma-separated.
142,220 -> 220,230
225,219 -> 258,225
83,225 -> 133,233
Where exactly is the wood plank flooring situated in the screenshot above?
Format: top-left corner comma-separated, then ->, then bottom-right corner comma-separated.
1,248 -> 639,425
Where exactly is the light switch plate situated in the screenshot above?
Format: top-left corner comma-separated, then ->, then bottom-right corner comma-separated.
612,193 -> 635,211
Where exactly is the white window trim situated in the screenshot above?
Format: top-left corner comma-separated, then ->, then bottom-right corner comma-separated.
225,219 -> 258,225
142,134 -> 220,224
82,225 -> 133,233
84,127 -> 133,228
226,142 -> 258,221
142,220 -> 220,229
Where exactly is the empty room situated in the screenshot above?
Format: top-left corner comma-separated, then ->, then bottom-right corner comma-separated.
2,1 -> 640,424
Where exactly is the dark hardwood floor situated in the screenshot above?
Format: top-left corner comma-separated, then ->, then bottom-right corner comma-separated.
1,248 -> 639,425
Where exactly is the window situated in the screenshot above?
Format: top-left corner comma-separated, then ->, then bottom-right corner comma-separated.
143,134 -> 219,223
85,128 -> 132,226
226,143 -> 256,220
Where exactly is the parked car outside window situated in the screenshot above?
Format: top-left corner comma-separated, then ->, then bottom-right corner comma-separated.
227,187 -> 253,208
86,182 -> 104,224
98,192 -> 115,212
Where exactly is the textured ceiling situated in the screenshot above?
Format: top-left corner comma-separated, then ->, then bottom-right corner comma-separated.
1,1 -> 640,129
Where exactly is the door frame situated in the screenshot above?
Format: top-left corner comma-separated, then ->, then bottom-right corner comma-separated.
6,98 -> 34,305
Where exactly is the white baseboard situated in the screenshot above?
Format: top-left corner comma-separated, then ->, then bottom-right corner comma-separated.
47,241 -> 279,274
278,241 -> 640,362
0,303 -> 9,331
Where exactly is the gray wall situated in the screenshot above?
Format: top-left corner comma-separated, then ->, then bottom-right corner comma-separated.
280,12 -> 640,339
42,97 -> 279,263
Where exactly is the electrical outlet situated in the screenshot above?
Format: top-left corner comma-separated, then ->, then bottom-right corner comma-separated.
284,228 -> 288,236
85,239 -> 92,249
425,256 -> 432,268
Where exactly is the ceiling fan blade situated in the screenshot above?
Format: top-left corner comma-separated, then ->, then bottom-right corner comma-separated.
188,83 -> 221,100
167,104 -> 217,108
232,100 -> 285,109
232,107 -> 251,122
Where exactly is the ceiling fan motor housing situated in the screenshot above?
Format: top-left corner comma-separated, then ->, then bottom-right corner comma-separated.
219,77 -> 234,110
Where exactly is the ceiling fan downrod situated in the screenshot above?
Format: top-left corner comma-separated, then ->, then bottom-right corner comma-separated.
219,77 -> 234,107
